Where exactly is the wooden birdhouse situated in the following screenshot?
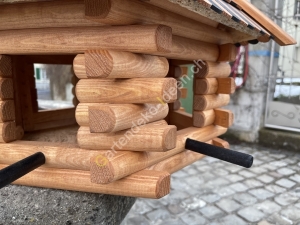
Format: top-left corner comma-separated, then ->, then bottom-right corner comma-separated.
0,0 -> 295,199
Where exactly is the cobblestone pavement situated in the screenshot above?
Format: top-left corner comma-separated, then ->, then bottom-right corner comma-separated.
121,143 -> 300,225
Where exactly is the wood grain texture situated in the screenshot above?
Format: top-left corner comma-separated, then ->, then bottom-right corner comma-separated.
0,121 -> 16,143
193,110 -> 215,128
194,94 -> 230,111
88,103 -> 169,133
0,100 -> 15,122
89,125 -> 227,183
78,123 -> 177,152
232,0 -> 296,46
218,44 -> 238,62
84,0 -> 233,44
0,164 -> 170,199
0,25 -> 172,54
0,78 -> 14,100
195,78 -> 236,94
73,54 -> 86,79
0,55 -> 12,77
194,61 -> 231,78
169,111 -> 193,130
75,78 -> 177,104
81,50 -> 169,79
213,138 -> 230,149
75,103 -> 106,126
214,108 -> 234,128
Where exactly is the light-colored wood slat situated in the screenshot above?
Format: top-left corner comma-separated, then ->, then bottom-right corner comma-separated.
194,61 -> 231,78
0,78 -> 14,100
231,0 -> 296,46
78,122 -> 177,152
87,103 -> 169,133
73,50 -> 169,79
89,125 -> 227,184
169,111 -> 193,130
0,55 -> 12,78
84,0 -> 233,44
75,78 -> 177,104
0,100 -> 15,122
195,78 -> 236,94
193,108 -> 234,128
194,94 -> 230,111
0,25 -> 172,54
0,164 -> 170,199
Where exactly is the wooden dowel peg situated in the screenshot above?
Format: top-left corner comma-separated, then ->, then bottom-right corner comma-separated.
194,61 -> 231,79
0,55 -> 12,78
194,94 -> 230,111
78,122 -> 177,152
73,54 -> 87,79
89,125 -> 227,184
185,138 -> 253,168
0,122 -> 17,143
88,103 -> 169,133
75,78 -> 177,104
218,44 -> 238,62
195,78 -> 236,95
214,108 -> 234,128
0,78 -> 14,100
75,103 -> 107,126
193,109 -> 234,128
1,165 -> 170,199
217,78 -> 236,94
213,138 -> 230,149
0,152 -> 45,189
81,50 -> 169,79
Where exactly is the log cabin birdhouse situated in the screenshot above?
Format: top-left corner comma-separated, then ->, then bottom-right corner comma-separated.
0,0 -> 296,199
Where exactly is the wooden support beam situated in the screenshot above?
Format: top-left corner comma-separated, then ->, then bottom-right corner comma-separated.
169,111 -> 193,130
194,61 -> 231,79
84,0 -> 233,44
0,55 -> 12,77
194,94 -> 230,111
73,50 -> 169,79
87,103 -> 169,133
194,78 -> 236,94
0,78 -> 14,100
0,25 -> 172,54
0,100 -> 15,122
0,164 -> 170,199
78,122 -> 177,152
89,125 -> 227,184
75,78 -> 177,104
218,44 -> 238,62
193,108 -> 234,128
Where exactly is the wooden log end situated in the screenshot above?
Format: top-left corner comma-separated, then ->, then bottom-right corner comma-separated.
155,25 -> 172,53
214,108 -> 234,128
90,154 -> 115,184
15,126 -> 24,140
0,78 -> 14,100
0,55 -> 12,78
84,0 -> 111,18
216,78 -> 236,94
218,44 -> 238,62
89,106 -> 116,133
193,95 -> 207,111
155,171 -> 171,199
193,110 -> 215,128
85,50 -> 113,78
0,100 -> 15,122
162,78 -> 177,103
73,54 -> 87,79
193,60 -> 208,78
0,122 -> 16,143
162,125 -> 177,151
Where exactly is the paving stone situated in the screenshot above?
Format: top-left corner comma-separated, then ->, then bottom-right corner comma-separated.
295,203 -> 300,209
238,170 -> 256,178
275,193 -> 298,206
270,161 -> 288,168
203,157 -> 220,164
172,170 -> 189,178
161,190 -> 190,205
171,178 -> 190,191
233,193 -> 258,206
282,158 -> 297,164
290,174 -> 300,183
216,199 -> 241,213
167,204 -> 185,215
210,214 -> 248,225
277,168 -> 296,176
224,165 -> 243,173
193,160 -> 207,167
131,200 -> 153,214
181,196 -> 206,211
253,159 -> 264,166
281,207 -> 300,221
250,167 -> 268,174
258,220 -> 274,225
158,218 -> 186,225
212,168 -> 229,176
255,200 -> 281,215
195,165 -> 211,173
225,174 -> 244,183
249,188 -> 274,200
212,162 -> 225,168
267,213 -> 293,225
124,216 -> 150,225
146,207 -> 170,221
265,185 -> 286,194
269,153 -> 286,159
199,205 -> 224,219
260,156 -> 274,162
257,174 -> 274,183
200,172 -> 216,182
199,193 -> 221,203
290,187 -> 300,197
229,183 -> 249,192
261,164 -> 277,171
215,186 -> 235,197
269,171 -> 283,178
186,167 -> 199,175
244,179 -> 264,188
180,212 -> 207,225
238,207 -> 265,222
276,179 -> 296,189
185,176 -> 205,187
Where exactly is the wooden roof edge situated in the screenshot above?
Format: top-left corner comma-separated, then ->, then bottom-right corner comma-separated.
232,0 -> 296,46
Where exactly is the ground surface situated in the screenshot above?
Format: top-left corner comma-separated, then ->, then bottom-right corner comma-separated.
122,143 -> 300,225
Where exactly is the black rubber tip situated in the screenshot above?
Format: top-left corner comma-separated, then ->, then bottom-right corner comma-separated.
185,139 -> 254,168
0,152 -> 45,189
248,39 -> 259,45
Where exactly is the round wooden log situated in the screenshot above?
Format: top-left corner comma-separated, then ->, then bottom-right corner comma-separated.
0,100 -> 15,122
0,122 -> 16,143
193,110 -> 215,128
195,78 -> 236,95
0,55 -> 12,78
73,54 -> 87,79
194,61 -> 231,78
194,94 -> 230,111
88,103 -> 169,133
75,78 -> 177,104
0,78 -> 13,99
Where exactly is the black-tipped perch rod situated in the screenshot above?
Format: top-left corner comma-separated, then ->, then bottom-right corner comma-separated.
185,139 -> 253,168
0,152 -> 45,189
